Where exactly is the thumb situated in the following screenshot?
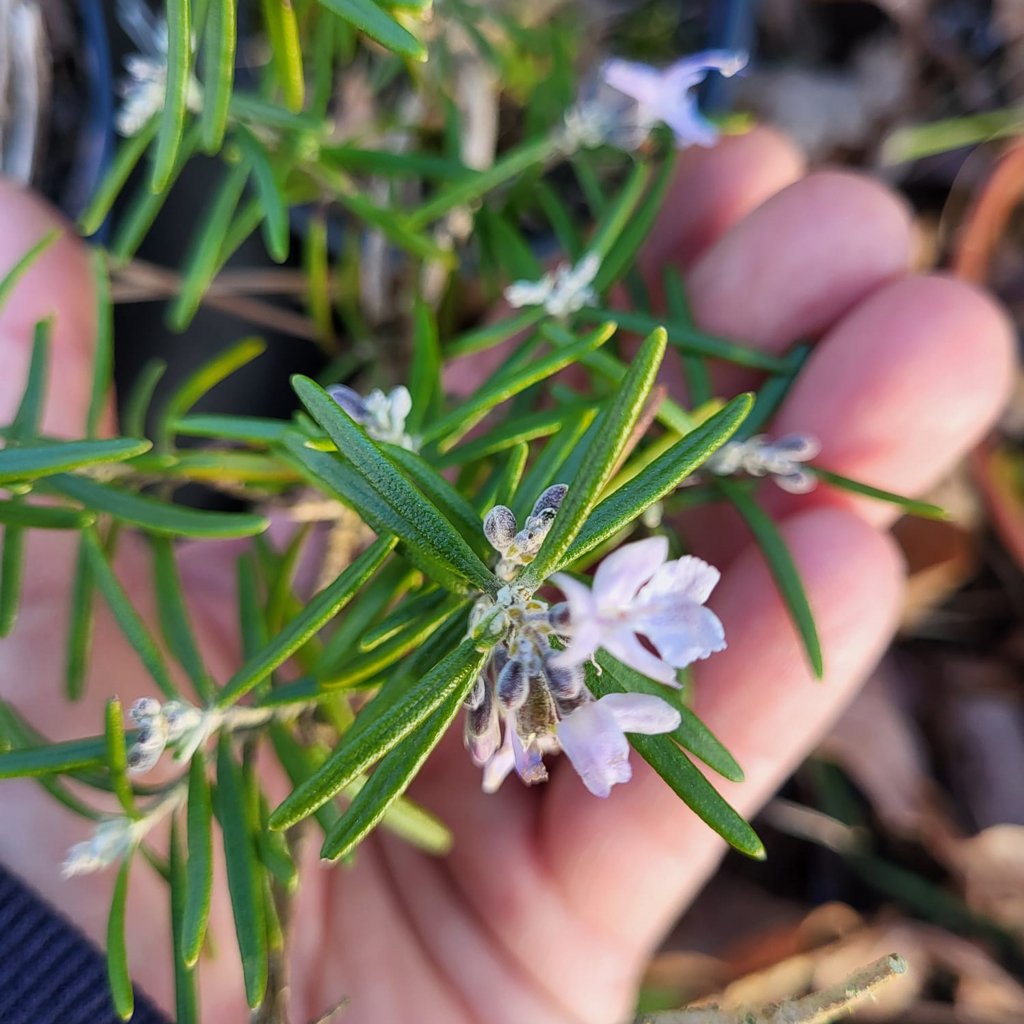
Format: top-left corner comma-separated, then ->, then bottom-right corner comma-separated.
0,178 -> 99,438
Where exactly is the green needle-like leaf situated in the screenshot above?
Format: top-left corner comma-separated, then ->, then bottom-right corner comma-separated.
172,414 -> 290,446
216,735 -> 268,1008
169,817 -> 199,1024
65,537 -> 98,700
270,637 -> 487,830
216,534 -> 398,708
236,127 -> 290,261
292,376 -> 497,594
261,0 -> 305,111
82,529 -> 180,699
201,0 -> 237,152
407,298 -> 441,435
0,438 -> 150,484
159,337 -> 266,447
316,0 -> 426,61
358,589 -> 445,652
320,677 -> 468,859
0,230 -> 59,311
519,329 -> 667,589
588,160 -> 652,268
107,856 -> 135,1020
664,268 -> 711,407
717,478 -> 823,678
560,394 -> 752,569
0,732 -> 109,777
80,118 -> 161,236
182,751 -> 214,966
152,537 -> 215,702
151,0 -> 191,191
0,502 -> 94,529
122,358 -> 167,440
444,307 -> 545,360
49,474 -> 269,538
598,654 -> 743,782
813,468 -> 948,520
105,697 -> 138,818
423,322 -> 614,451
87,252 -> 114,438
10,317 -> 50,438
588,667 -> 763,858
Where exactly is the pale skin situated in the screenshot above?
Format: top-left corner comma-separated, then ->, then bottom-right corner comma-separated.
0,128 -> 1015,1024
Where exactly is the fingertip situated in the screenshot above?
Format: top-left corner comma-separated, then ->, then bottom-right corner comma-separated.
0,178 -> 97,436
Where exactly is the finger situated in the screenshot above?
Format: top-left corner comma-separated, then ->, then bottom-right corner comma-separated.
0,178 -> 100,437
538,507 -> 905,998
686,170 -> 913,390
766,274 -> 1015,527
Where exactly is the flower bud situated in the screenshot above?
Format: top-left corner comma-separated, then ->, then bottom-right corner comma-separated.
483,505 -> 517,553
496,658 -> 529,711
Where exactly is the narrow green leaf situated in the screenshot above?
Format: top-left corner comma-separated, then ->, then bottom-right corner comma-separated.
664,269 -> 710,407
598,654 -> 743,782
0,732 -> 109,778
407,298 -> 440,435
321,678 -> 466,859
511,407 -> 599,521
478,207 -> 543,281
444,307 -> 545,360
256,791 -> 298,889
0,230 -> 59,311
304,212 -> 332,347
321,145 -> 468,180
107,856 -> 135,1020
172,413 -> 290,446
813,468 -> 948,520
0,502 -> 94,529
561,394 -> 752,569
170,817 -> 199,1024
383,445 -> 487,556
359,589 -> 444,651
152,0 -> 192,191
201,0 -> 236,152
588,667 -> 763,857
122,359 -> 167,441
0,438 -> 150,484
594,150 -> 677,292
587,161 -> 651,270
576,307 -> 788,373
236,127 -> 290,262
10,317 -> 51,439
269,724 -> 341,836
0,527 -> 24,638
105,697 -> 138,818
82,529 -> 180,699
182,751 -> 214,966
519,329 -> 667,589
48,474 -> 269,538
437,403 -> 597,469
292,377 -> 497,594
737,344 -> 811,439
316,0 -> 426,61
270,637 -> 487,830
160,337 -> 266,446
111,123 -> 202,264
261,0 -> 305,111
216,735 -> 268,1008
717,478 -> 823,678
80,118 -> 161,235
324,594 -> 465,687
87,252 -> 114,437
169,163 -> 249,330
65,537 -> 97,700
217,534 -> 398,708
536,180 -> 584,261
424,322 -> 614,451
152,537 -> 215,702
408,135 -> 555,228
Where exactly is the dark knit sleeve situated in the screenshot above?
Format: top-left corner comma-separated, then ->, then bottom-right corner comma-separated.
0,863 -> 169,1024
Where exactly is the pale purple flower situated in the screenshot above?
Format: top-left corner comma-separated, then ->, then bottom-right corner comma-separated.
706,433 -> 821,494
504,253 -> 601,319
551,536 -> 726,685
595,50 -> 748,150
327,384 -> 418,451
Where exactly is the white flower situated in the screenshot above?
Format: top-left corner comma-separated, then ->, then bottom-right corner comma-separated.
115,4 -> 202,137
504,253 -> 601,319
327,384 -> 418,451
127,697 -> 207,773
706,433 -> 820,494
551,536 -> 726,685
62,817 -> 145,877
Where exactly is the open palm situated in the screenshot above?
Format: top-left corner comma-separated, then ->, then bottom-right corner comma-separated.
0,127 -> 1013,1024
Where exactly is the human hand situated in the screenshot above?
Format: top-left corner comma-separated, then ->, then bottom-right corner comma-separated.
0,126 -> 1013,1024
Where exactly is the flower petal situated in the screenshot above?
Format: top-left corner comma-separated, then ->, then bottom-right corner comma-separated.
481,726 -> 516,794
597,692 -> 681,735
388,385 -> 412,426
510,727 -> 548,785
556,699 -> 632,798
660,94 -> 720,148
640,602 -> 726,668
641,554 -> 720,606
600,58 -> 665,108
591,536 -> 668,609
603,628 -> 677,685
326,384 -> 368,423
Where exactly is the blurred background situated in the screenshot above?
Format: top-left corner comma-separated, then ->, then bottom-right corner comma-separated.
5,0 -> 1024,1018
